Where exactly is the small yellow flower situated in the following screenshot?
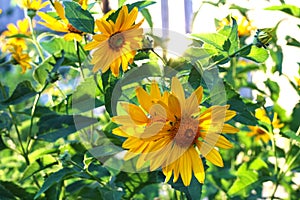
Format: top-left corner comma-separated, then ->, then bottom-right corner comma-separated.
17,0 -> 49,11
38,1 -> 83,41
295,77 -> 300,90
78,0 -> 88,10
112,77 -> 239,186
247,108 -> 284,143
1,18 -> 31,52
219,16 -> 255,37
8,45 -> 31,73
84,6 -> 144,77
0,9 -> 2,14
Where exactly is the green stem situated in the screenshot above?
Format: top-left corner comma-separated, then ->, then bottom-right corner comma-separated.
69,160 -> 108,187
206,44 -> 253,70
151,49 -> 167,66
76,41 -> 85,79
26,82 -> 49,152
28,16 -> 45,61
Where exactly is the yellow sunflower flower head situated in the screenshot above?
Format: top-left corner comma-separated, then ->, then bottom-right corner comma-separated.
1,18 -> 31,52
17,0 -> 49,18
84,5 -> 144,77
8,44 -> 31,73
218,16 -> 255,37
247,108 -> 283,143
112,77 -> 239,186
38,1 -> 83,41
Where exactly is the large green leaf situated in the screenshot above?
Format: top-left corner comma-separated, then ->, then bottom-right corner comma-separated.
141,8 -> 153,28
63,1 -> 94,33
240,45 -> 269,63
228,163 -> 258,196
115,171 -> 163,199
34,167 -> 78,199
168,175 -> 203,200
191,33 -> 228,51
228,17 -> 239,55
0,81 -> 37,105
21,155 -> 58,181
107,1 -> 156,22
72,76 -> 104,114
37,114 -> 98,142
40,37 -> 86,64
264,79 -> 280,102
0,181 -> 35,200
265,4 -> 300,18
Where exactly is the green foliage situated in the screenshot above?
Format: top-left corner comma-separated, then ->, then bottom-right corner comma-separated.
0,1 -> 299,199
64,1 -> 95,33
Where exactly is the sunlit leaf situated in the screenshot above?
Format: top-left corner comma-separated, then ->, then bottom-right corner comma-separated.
64,1 -> 95,33
34,168 -> 78,199
240,45 -> 269,63
0,181 -> 35,200
0,81 -> 37,105
228,163 -> 258,196
264,79 -> 280,102
265,4 -> 300,18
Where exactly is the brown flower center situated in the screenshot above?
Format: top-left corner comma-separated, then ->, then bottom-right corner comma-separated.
67,24 -> 83,34
172,117 -> 199,147
108,32 -> 125,51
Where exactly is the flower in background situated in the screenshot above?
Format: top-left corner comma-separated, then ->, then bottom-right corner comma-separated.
38,1 -> 84,41
112,77 -> 239,186
218,16 -> 255,37
8,45 -> 31,73
294,77 -> 300,90
17,0 -> 49,11
1,18 -> 31,52
0,9 -> 2,14
84,6 -> 144,77
78,0 -> 88,10
247,108 -> 284,143
17,0 -> 49,17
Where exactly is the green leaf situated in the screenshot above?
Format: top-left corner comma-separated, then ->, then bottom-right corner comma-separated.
21,155 -> 58,181
286,35 -> 300,47
37,115 -> 98,142
191,33 -> 228,51
115,171 -> 163,199
141,8 -> 153,28
225,82 -> 258,125
240,45 -> 269,63
33,53 -> 65,85
264,79 -> 280,102
118,0 -> 127,7
63,1 -> 94,33
228,17 -> 239,54
228,163 -> 258,196
0,181 -> 35,200
72,76 -> 104,114
168,175 -> 203,200
40,37 -> 86,64
270,45 -> 283,74
290,103 -> 300,132
107,1 -> 156,22
282,131 -> 300,142
0,112 -> 12,133
0,81 -> 37,105
34,168 -> 78,199
265,4 -> 300,18
0,136 -> 7,151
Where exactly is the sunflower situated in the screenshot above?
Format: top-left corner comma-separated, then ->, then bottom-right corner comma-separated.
218,16 -> 255,37
17,0 -> 49,17
84,5 -> 144,77
112,77 -> 239,186
1,18 -> 31,52
8,45 -> 31,73
18,0 -> 49,10
247,108 -> 284,143
38,1 -> 84,41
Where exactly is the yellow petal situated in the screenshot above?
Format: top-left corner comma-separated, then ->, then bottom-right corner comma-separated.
171,77 -> 185,105
120,102 -> 149,124
197,142 -> 224,167
168,94 -> 181,118
136,87 -> 152,112
54,1 -> 66,20
150,82 -> 161,99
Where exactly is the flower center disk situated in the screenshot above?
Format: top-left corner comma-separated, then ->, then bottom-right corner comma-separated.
172,117 -> 199,147
109,32 -> 125,51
